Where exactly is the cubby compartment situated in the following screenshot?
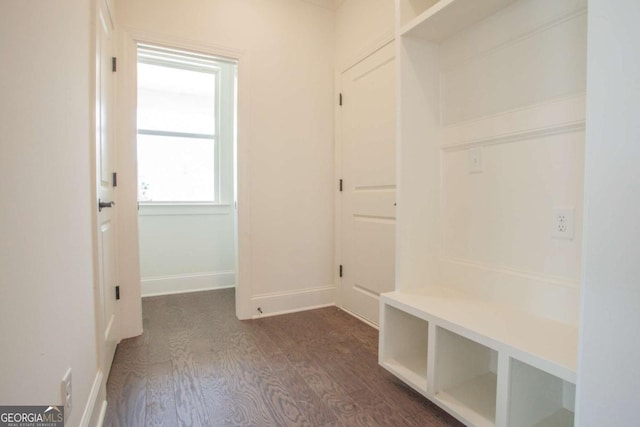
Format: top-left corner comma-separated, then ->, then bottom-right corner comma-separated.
379,304 -> 429,392
509,359 -> 575,427
434,327 -> 498,427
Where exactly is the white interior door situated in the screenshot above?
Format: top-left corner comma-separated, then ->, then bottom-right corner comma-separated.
340,42 -> 396,325
96,0 -> 119,378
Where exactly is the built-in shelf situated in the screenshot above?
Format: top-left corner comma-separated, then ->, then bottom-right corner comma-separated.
379,290 -> 578,426
509,358 -> 575,427
435,327 -> 498,426
379,304 -> 429,392
383,358 -> 428,392
389,0 -> 586,424
533,409 -> 575,427
399,0 -> 518,41
436,372 -> 497,427
382,289 -> 578,382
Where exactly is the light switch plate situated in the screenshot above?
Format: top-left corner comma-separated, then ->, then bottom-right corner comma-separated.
468,147 -> 483,174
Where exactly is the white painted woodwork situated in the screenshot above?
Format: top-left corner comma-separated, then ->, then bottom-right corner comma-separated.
141,271 -> 235,297
96,0 -> 119,380
380,290 -> 578,426
114,33 -> 144,339
385,0 -> 586,424
395,0 -> 587,323
576,1 -> 640,425
379,305 -> 429,390
441,95 -> 586,150
509,359 -> 575,427
250,285 -> 336,319
382,290 -> 578,382
340,42 -> 396,325
442,15 -> 586,125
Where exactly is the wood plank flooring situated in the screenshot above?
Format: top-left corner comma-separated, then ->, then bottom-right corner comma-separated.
104,288 -> 462,427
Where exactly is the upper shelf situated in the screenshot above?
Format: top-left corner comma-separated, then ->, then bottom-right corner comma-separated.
399,0 -> 518,41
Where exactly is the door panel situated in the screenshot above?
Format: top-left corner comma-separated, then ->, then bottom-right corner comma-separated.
354,219 -> 395,292
341,42 -> 396,325
353,190 -> 396,218
96,0 -> 118,378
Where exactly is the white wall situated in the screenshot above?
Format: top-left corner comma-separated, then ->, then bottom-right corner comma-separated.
335,0 -> 394,71
138,206 -> 236,296
115,0 -> 336,318
576,0 -> 640,424
0,1 -> 101,426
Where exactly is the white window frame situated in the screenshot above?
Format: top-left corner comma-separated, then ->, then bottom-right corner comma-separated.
136,43 -> 236,207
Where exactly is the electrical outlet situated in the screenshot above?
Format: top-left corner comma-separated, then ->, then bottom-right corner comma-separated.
552,208 -> 575,239
61,368 -> 72,417
468,147 -> 483,173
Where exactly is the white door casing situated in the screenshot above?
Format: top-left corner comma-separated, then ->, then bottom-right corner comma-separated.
340,42 -> 396,325
95,0 -> 119,379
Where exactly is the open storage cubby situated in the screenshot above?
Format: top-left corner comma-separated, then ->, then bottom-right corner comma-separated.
379,304 -> 429,392
379,291 -> 579,426
509,359 -> 575,427
434,327 -> 498,427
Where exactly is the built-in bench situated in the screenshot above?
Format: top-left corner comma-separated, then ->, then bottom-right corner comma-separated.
379,288 -> 578,427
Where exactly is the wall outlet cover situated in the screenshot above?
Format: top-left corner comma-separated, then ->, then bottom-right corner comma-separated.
552,208 -> 575,240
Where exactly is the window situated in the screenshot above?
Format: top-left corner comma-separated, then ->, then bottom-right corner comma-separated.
137,44 -> 232,203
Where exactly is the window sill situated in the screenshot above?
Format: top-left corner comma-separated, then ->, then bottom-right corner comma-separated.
138,202 -> 232,216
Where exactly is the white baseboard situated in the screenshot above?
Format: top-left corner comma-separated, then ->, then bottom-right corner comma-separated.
339,305 -> 380,330
251,285 -> 336,319
141,271 -> 235,297
79,370 -> 104,427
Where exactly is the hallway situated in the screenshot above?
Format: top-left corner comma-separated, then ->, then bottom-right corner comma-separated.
104,289 -> 460,426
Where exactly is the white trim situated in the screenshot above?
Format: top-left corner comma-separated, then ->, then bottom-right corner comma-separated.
79,370 -> 103,427
340,305 -> 380,330
440,256 -> 579,289
96,401 -> 107,427
339,35 -> 395,74
334,60 -> 343,309
251,286 -> 336,318
122,27 -> 247,64
441,93 -> 586,150
116,28 -> 252,322
141,271 -> 235,297
138,203 -> 231,216
251,303 -> 336,319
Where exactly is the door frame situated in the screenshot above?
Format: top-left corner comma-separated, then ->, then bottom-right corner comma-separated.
114,29 -> 253,331
334,37 -> 395,324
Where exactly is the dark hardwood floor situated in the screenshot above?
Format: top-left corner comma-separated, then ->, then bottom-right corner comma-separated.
104,288 -> 462,426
